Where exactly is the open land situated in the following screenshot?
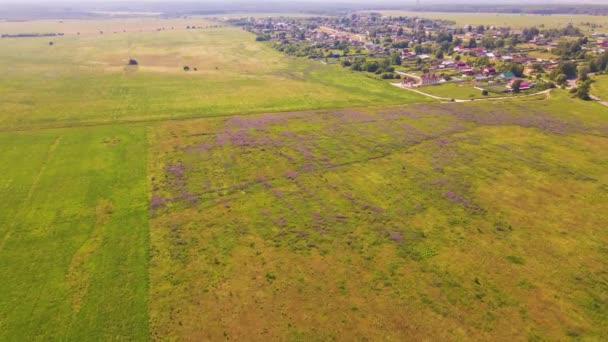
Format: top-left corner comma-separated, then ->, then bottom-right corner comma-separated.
1,13 -> 607,341
379,11 -> 608,32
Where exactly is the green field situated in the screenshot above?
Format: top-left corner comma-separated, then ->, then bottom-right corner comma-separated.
592,74 -> 608,99
1,16 -> 608,341
418,82 -> 489,99
0,19 -> 427,130
0,125 -> 149,340
379,11 -> 608,31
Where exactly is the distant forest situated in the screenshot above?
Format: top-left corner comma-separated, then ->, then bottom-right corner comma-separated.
3,2 -> 608,20
408,4 -> 608,16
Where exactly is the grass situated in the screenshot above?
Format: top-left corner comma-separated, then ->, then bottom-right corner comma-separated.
379,11 -> 608,32
591,74 -> 608,99
147,91 -> 608,340
0,125 -> 149,340
0,19 -> 428,131
1,15 -> 607,341
418,82 -> 487,99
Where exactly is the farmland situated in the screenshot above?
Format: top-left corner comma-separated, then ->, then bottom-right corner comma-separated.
379,11 -> 608,32
1,12 -> 608,341
0,125 -> 149,340
0,18 -> 426,130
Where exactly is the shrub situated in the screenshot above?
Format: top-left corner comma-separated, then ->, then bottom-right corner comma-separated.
128,59 -> 138,66
481,89 -> 489,96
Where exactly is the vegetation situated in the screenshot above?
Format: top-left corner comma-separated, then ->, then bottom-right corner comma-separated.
0,22 -> 427,131
1,13 -> 607,342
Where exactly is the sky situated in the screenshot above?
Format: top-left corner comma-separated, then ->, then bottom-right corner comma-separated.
1,0 -> 607,5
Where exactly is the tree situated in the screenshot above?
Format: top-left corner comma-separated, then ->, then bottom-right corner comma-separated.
482,89 -> 489,96
435,50 -> 444,59
128,59 -> 138,66
576,80 -> 591,100
511,79 -> 523,93
555,73 -> 568,85
468,38 -> 477,48
391,54 -> 402,66
454,54 -> 461,61
578,65 -> 590,81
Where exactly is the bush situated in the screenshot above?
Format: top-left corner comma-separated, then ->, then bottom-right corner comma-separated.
547,82 -> 556,89
569,87 -> 578,94
481,89 -> 489,96
128,59 -> 138,66
381,73 -> 395,79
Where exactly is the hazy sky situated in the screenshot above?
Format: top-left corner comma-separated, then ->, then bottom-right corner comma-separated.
2,0 -> 607,5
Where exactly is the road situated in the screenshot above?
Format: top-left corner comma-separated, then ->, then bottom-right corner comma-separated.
391,83 -> 552,103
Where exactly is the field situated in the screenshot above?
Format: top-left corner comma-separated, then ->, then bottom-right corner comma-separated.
0,18 -> 426,130
379,11 -> 608,32
1,15 -> 608,341
418,82 -> 488,99
591,74 -> 608,100
0,125 -> 149,340
146,91 -> 608,340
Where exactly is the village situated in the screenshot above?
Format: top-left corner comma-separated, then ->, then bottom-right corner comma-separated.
229,12 -> 608,100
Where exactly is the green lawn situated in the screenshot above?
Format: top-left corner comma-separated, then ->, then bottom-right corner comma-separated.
0,125 -> 149,340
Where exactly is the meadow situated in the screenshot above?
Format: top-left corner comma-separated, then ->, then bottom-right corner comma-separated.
591,74 -> 608,100
417,82 -> 492,99
147,91 -> 608,340
0,18 -> 427,130
0,15 -> 607,341
379,11 -> 608,32
0,125 -> 149,340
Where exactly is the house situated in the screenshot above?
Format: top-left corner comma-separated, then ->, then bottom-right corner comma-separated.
507,78 -> 531,90
483,66 -> 496,76
441,60 -> 456,68
455,61 -> 470,69
499,71 -> 516,79
420,73 -> 440,85
462,68 -> 475,76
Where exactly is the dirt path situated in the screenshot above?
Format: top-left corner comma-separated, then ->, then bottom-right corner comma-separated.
391,83 -> 552,103
590,95 -> 608,107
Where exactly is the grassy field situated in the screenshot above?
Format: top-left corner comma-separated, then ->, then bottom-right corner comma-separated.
379,11 -> 608,31
0,125 -> 149,340
591,74 -> 608,99
418,82 -> 488,99
1,15 -> 607,341
0,18 -> 427,131
147,91 -> 608,340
